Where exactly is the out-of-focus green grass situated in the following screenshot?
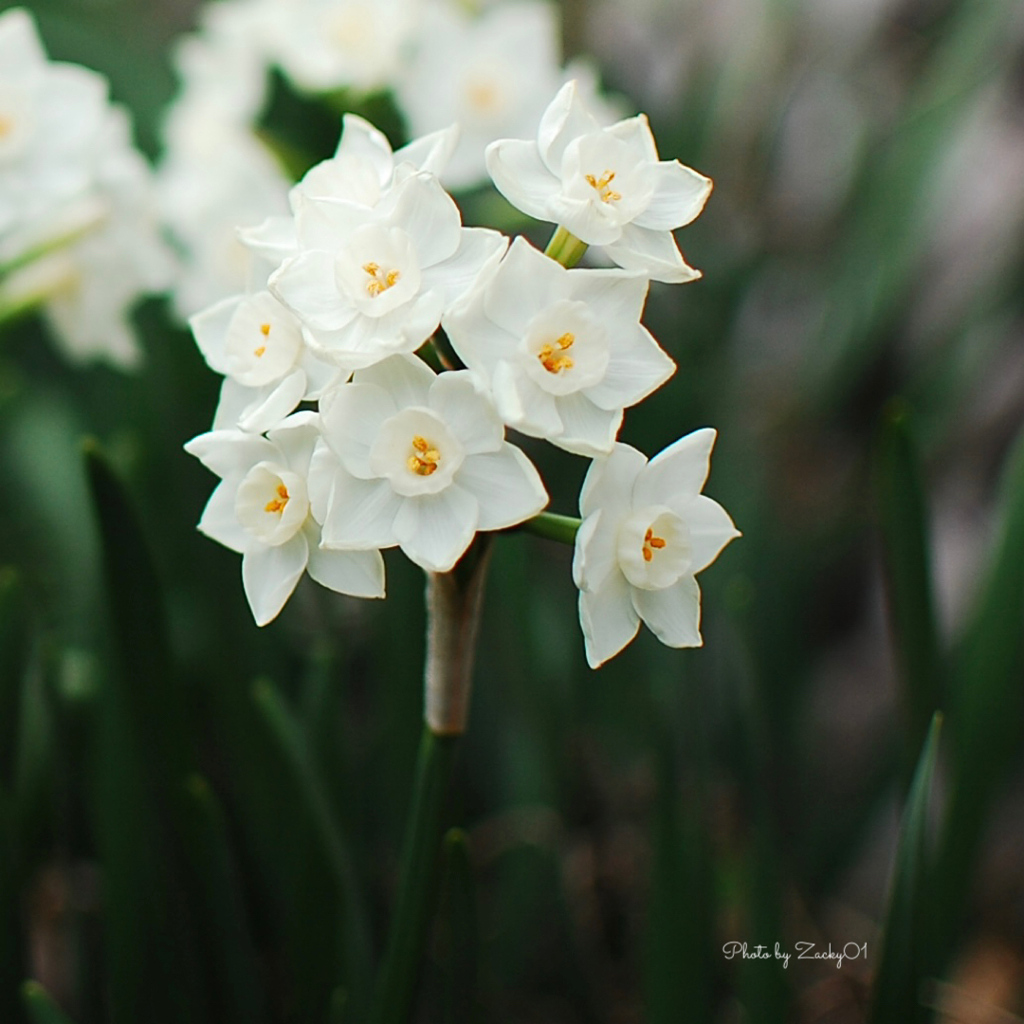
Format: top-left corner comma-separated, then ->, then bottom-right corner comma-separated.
2,0 -> 1024,1021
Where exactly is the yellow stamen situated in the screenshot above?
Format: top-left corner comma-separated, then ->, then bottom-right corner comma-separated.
585,170 -> 622,203
407,435 -> 441,476
642,527 -> 666,563
538,332 -> 575,373
260,322 -> 271,335
363,262 -> 401,297
253,345 -> 266,357
264,483 -> 289,514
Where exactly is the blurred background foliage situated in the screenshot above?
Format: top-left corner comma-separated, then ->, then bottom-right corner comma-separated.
2,0 -> 1024,1021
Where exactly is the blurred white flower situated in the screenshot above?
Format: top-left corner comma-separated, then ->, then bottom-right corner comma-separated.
316,354 -> 548,572
444,236 -> 674,454
185,412 -> 385,626
486,80 -> 712,282
270,171 -> 506,369
258,0 -> 418,94
394,0 -> 564,190
572,430 -> 738,667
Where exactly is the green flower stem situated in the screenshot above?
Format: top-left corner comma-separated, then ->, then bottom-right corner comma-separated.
368,540 -> 493,1023
520,511 -> 581,545
544,225 -> 588,268
368,728 -> 459,1024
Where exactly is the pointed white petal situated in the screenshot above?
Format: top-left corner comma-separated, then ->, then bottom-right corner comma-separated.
537,80 -> 601,170
395,123 -> 459,178
334,114 -> 394,179
603,223 -> 701,284
320,381 -> 397,477
423,228 -> 508,305
578,571 -> 640,669
485,138 -> 560,221
482,236 -> 565,336
190,294 -> 240,374
270,252 -> 358,332
578,442 -> 646,519
242,533 -> 309,626
321,475 -> 402,550
355,353 -> 435,408
632,575 -> 702,648
679,495 -> 740,575
185,430 -> 276,478
566,268 -> 648,326
393,487 -> 479,573
572,508 -> 615,592
583,325 -> 675,411
267,412 -> 320,476
550,392 -> 621,455
427,372 -> 504,455
457,445 -> 548,530
197,479 -> 247,553
306,537 -> 386,599
237,370 -> 308,433
634,162 -> 713,231
635,428 -> 716,507
491,360 -> 563,437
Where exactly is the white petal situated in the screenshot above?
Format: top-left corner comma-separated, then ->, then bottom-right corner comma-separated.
634,428 -> 716,507
605,113 -> 659,163
603,223 -> 701,285
537,79 -> 601,171
427,372 -> 503,455
185,430 -> 277,478
267,412 -> 320,476
443,292 -> 515,376
583,325 -> 675,411
485,138 -> 560,221
237,371 -> 308,433
631,575 -> 702,648
456,445 -> 548,530
190,294 -> 240,374
320,381 -> 397,477
572,508 -> 615,592
238,216 -> 297,264
334,114 -> 394,180
321,475 -> 403,550
578,442 -> 646,519
491,360 -> 562,437
482,236 -> 565,336
395,123 -> 459,178
550,392 -> 621,455
634,162 -> 713,231
566,267 -> 648,326
679,495 -> 740,575
306,534 -> 386,599
422,228 -> 508,306
294,195 -> 372,250
242,533 -> 309,626
390,173 -> 462,267
270,252 -> 358,332
197,479 -> 248,553
307,441 -> 339,524
355,353 -> 435,408
393,487 -> 479,572
578,570 -> 640,669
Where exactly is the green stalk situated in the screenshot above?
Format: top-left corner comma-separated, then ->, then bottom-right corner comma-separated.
520,511 -> 581,545
544,226 -> 588,268
368,540 -> 493,1023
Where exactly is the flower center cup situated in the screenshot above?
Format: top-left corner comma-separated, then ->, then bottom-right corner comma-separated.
561,134 -> 655,227
224,291 -> 304,386
235,463 -> 309,545
335,223 -> 421,318
369,407 -> 465,496
520,300 -> 610,397
616,506 -> 692,590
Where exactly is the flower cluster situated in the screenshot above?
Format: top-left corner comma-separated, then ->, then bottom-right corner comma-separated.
186,82 -> 738,667
0,8 -> 173,367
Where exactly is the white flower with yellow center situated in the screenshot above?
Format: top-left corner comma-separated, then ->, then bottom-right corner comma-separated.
185,412 -> 385,626
315,354 -> 549,573
444,236 -> 674,454
572,430 -> 739,668
191,288 -> 345,433
486,80 -> 712,283
269,171 -> 506,369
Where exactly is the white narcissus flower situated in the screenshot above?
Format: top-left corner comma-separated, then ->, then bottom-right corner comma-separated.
444,235 -> 674,454
572,430 -> 739,668
270,171 -> 506,370
191,288 -> 345,433
315,354 -> 549,573
486,80 -> 712,283
185,412 -> 385,626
